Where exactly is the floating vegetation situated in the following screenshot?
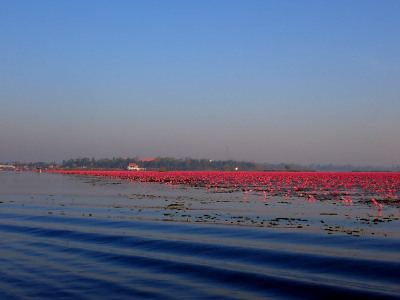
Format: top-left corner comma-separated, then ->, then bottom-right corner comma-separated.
39,170 -> 400,237
47,170 -> 400,208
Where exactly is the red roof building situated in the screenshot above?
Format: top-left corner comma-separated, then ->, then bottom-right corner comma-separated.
142,158 -> 156,162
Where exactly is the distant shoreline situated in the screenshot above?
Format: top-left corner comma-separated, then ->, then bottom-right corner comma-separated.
3,156 -> 400,173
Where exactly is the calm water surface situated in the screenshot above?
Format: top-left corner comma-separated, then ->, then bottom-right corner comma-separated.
0,171 -> 399,299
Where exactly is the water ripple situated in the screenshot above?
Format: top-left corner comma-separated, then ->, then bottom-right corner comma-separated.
1,211 -> 400,299
1,172 -> 400,299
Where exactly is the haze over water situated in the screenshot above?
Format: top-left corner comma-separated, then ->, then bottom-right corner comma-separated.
1,1 -> 400,166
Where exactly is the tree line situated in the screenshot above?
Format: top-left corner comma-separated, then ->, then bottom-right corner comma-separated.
11,157 -> 400,172
60,157 -> 400,172
60,157 -> 271,171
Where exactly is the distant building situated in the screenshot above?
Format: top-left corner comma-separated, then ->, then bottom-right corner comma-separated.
127,163 -> 145,171
0,164 -> 15,171
142,158 -> 156,162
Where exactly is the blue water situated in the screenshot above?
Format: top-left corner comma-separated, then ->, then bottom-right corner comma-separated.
0,172 -> 399,299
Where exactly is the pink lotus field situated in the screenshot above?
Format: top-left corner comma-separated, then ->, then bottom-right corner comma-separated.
48,171 -> 400,208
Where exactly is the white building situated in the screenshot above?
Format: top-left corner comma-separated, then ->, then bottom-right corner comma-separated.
127,163 -> 145,171
0,164 -> 15,170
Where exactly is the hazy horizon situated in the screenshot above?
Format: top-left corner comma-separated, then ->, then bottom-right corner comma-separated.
3,155 -> 400,169
1,1 -> 399,167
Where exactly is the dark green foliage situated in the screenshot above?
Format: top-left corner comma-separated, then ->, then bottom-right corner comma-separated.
34,157 -> 400,172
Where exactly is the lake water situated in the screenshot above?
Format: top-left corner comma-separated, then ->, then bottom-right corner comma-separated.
1,171 -> 399,299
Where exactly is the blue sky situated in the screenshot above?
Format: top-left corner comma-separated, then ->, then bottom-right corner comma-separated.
1,0 -> 399,166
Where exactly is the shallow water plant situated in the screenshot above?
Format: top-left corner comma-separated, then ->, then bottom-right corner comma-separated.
47,170 -> 400,208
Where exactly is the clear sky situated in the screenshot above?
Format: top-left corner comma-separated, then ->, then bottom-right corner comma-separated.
1,0 -> 399,166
